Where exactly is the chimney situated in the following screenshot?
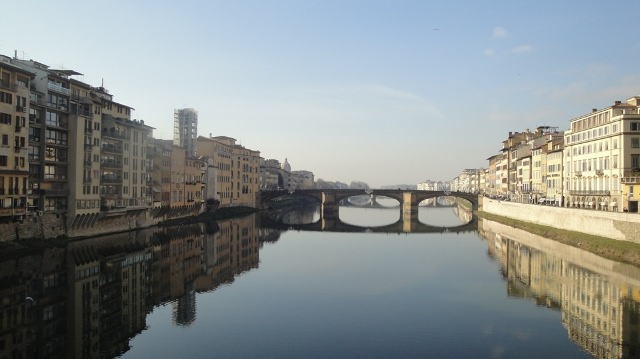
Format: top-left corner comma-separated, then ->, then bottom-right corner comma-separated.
615,101 -> 622,105
592,108 -> 597,113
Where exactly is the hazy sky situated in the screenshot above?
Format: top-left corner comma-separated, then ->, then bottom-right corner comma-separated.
3,1 -> 639,187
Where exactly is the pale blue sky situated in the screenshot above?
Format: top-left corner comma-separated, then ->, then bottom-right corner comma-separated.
3,0 -> 639,187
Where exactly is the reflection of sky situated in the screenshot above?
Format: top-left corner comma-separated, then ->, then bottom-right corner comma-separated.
124,219 -> 589,358
340,206 -> 467,228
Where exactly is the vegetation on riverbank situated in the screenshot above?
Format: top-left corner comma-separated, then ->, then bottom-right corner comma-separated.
477,210 -> 640,267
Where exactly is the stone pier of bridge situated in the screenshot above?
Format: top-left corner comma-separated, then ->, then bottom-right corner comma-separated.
319,190 -> 423,229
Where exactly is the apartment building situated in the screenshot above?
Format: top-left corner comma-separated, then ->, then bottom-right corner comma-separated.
0,57 -> 33,222
100,108 -> 154,213
545,140 -> 563,204
12,58 -> 75,216
7,55 -> 154,227
167,145 -> 203,208
197,135 -> 260,207
563,97 -> 640,212
150,139 -> 172,207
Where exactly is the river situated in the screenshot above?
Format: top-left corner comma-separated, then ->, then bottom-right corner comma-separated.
2,204 -> 638,358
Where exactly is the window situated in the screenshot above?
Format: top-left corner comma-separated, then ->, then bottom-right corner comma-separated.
632,122 -> 640,131
0,112 -> 10,124
633,155 -> 640,169
29,127 -> 41,142
0,91 -> 12,104
29,146 -> 40,161
633,138 -> 640,148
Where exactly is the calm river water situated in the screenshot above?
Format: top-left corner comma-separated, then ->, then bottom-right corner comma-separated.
2,204 -> 639,358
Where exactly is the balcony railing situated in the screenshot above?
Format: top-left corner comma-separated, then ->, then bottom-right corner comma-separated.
100,160 -> 123,169
569,190 -> 611,196
0,80 -> 17,91
574,171 -> 582,177
101,144 -> 123,154
70,94 -> 92,104
621,177 -> 640,184
47,82 -> 70,95
101,176 -> 122,184
102,129 -> 127,140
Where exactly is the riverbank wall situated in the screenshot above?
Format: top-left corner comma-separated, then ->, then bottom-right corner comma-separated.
478,218 -> 640,286
480,196 -> 640,243
0,204 -> 203,241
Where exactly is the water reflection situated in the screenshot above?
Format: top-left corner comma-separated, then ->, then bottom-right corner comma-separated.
479,218 -> 640,358
264,204 -> 476,234
0,208 -> 638,358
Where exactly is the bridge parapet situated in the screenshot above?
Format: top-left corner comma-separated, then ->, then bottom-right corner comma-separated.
259,189 -> 478,212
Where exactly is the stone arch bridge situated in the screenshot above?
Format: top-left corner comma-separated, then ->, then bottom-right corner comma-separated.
259,189 -> 479,223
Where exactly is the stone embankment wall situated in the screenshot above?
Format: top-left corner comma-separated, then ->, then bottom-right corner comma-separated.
481,197 -> 640,243
0,204 -> 203,241
479,218 -> 640,285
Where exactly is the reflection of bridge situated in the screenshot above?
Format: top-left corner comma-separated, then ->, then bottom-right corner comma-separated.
259,210 -> 478,234
259,189 -> 479,224
345,195 -> 457,208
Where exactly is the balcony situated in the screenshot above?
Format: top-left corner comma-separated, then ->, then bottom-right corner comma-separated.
101,144 -> 123,154
15,105 -> 26,113
47,82 -> 70,95
70,94 -> 92,105
569,190 -> 610,196
596,170 -> 604,176
41,187 -> 68,196
574,171 -> 582,177
100,160 -> 123,169
101,175 -> 122,184
621,177 -> 640,184
0,207 -> 27,217
0,79 -> 17,91
102,129 -> 127,140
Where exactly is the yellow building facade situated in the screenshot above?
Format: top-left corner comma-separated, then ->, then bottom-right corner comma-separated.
196,136 -> 260,207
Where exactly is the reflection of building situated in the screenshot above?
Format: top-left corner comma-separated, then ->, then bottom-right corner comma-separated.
480,219 -> 640,358
562,264 -> 626,358
173,283 -> 196,326
0,215 -> 269,358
